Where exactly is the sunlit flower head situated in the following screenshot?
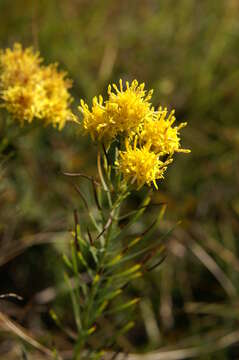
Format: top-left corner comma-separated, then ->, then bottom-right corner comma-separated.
116,139 -> 172,189
0,43 -> 74,129
79,79 -> 154,143
79,96 -> 114,141
106,79 -> 154,135
79,79 -> 190,189
139,107 -> 190,155
79,96 -> 113,142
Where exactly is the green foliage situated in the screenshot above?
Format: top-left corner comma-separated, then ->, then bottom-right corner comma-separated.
54,150 -> 168,359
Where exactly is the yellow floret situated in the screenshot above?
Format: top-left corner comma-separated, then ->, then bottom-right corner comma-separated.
139,107 -> 190,155
116,139 -> 172,189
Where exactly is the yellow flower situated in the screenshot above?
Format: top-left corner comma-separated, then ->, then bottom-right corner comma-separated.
139,107 -> 190,155
38,64 -> 74,130
0,43 -> 42,124
116,139 -> 172,189
0,43 -> 74,129
0,43 -> 41,89
78,79 -> 190,183
79,79 -> 154,142
1,85 -> 43,125
79,96 -> 114,141
106,79 -> 154,135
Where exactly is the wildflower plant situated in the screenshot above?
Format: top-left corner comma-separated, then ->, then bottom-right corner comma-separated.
0,43 -> 190,359
58,79 -> 190,358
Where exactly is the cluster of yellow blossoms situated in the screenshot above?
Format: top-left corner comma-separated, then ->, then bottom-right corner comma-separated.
79,80 -> 190,189
0,43 -> 189,189
80,80 -> 153,142
0,43 -> 74,129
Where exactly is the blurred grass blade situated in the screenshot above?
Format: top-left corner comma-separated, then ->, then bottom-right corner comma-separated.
0,311 -> 54,358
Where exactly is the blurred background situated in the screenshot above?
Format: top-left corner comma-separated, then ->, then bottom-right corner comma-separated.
0,0 -> 239,359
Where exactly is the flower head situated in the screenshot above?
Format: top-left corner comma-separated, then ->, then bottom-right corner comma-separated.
79,79 -> 154,143
0,43 -> 41,89
139,107 -> 190,155
0,43 -> 74,129
1,85 -> 43,125
116,139 -> 172,189
106,79 -> 154,135
38,64 -> 74,129
79,96 -> 113,141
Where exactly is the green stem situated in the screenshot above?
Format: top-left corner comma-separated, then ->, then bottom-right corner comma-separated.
97,150 -> 112,208
82,190 -> 127,330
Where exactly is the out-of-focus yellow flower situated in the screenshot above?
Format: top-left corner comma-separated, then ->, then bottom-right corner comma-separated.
0,43 -> 41,89
0,43 -> 43,125
116,139 -> 172,189
1,85 -> 43,125
79,79 -> 154,142
0,43 -> 74,129
38,64 -> 74,129
139,107 -> 190,155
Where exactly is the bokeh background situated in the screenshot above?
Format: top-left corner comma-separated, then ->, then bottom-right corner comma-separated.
0,0 -> 239,359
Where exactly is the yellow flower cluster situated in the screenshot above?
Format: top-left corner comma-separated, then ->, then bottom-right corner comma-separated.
0,43 -> 74,129
79,79 -> 190,189
79,79 -> 153,142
